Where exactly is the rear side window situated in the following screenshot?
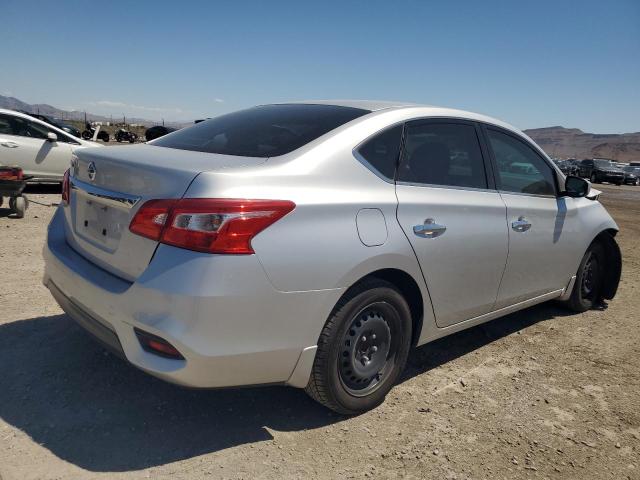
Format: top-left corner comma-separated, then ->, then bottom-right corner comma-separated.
398,122 -> 488,189
152,104 -> 369,157
487,129 -> 556,196
357,125 -> 403,179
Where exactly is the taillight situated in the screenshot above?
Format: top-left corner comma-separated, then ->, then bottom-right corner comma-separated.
61,169 -> 70,205
129,199 -> 177,240
129,198 -> 295,254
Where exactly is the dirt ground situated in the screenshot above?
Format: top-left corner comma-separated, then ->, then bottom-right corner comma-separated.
0,183 -> 638,480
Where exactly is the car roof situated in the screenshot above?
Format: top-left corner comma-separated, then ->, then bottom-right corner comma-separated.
267,100 -> 524,135
276,99 -> 425,111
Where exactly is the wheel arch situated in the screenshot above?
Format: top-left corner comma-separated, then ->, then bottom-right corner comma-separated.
592,228 -> 622,300
344,268 -> 425,346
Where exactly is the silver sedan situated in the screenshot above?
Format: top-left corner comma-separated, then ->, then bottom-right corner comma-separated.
43,101 -> 621,414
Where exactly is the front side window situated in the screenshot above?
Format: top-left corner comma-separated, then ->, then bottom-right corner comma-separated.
356,125 -> 403,179
487,129 -> 556,196
10,117 -> 49,139
398,122 -> 488,189
152,104 -> 370,157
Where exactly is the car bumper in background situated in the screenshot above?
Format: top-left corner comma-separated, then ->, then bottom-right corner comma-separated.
43,207 -> 340,389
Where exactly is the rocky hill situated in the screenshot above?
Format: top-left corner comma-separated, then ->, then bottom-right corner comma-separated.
524,126 -> 640,162
0,95 -> 175,127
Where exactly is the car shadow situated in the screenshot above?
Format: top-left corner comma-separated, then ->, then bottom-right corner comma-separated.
404,301 -> 572,380
0,302 -> 572,472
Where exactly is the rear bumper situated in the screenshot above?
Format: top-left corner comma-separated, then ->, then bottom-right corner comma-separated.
47,281 -> 126,360
43,207 -> 340,388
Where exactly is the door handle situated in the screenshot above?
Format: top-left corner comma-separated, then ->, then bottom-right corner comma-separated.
511,216 -> 532,232
0,141 -> 19,148
413,218 -> 447,238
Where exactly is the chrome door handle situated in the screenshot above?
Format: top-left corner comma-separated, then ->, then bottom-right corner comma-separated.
511,216 -> 532,232
0,141 -> 19,148
413,218 -> 447,238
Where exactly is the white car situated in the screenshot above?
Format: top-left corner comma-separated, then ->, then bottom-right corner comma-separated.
0,109 -> 100,182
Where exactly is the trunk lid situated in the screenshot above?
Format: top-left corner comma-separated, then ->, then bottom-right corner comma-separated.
65,145 -> 266,281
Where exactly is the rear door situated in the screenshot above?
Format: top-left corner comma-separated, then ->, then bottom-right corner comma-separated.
395,120 -> 508,327
483,126 -> 579,308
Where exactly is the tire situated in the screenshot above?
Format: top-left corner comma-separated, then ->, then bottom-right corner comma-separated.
13,196 -> 26,219
590,173 -> 598,183
636,179 -> 639,186
563,242 -> 605,312
81,131 -> 92,140
305,278 -> 412,414
0,196 -> 3,208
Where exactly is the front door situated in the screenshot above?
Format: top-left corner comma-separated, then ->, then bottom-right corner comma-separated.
484,126 -> 579,308
395,120 -> 508,327
0,113 -> 73,180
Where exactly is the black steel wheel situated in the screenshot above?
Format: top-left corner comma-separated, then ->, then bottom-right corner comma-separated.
338,303 -> 399,397
305,278 -> 412,414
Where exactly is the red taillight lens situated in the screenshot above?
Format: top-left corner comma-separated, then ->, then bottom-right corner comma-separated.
129,198 -> 295,254
61,169 -> 70,205
129,199 -> 177,240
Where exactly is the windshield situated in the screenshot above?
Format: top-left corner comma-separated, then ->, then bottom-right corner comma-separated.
624,166 -> 640,173
151,104 -> 370,157
594,159 -> 614,168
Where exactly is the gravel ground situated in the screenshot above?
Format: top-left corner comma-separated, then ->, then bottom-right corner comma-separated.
0,183 -> 638,480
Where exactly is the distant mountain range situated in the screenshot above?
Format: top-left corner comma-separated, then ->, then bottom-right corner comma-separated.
1,95 -> 638,161
0,95 -> 185,128
522,126 -> 640,162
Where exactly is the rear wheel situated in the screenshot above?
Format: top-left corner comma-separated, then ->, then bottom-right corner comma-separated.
564,242 -> 605,312
305,279 -> 412,414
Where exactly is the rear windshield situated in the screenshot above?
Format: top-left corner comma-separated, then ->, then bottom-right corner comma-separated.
151,104 -> 370,157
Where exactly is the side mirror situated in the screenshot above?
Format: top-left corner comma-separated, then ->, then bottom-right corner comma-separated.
564,175 -> 589,198
47,132 -> 58,142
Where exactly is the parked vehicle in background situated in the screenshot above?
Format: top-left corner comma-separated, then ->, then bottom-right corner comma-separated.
579,159 -> 625,185
81,123 -> 110,142
17,111 -> 82,138
554,159 -> 579,176
0,109 -> 100,182
115,128 -> 138,143
623,166 -> 640,186
145,125 -> 176,141
43,101 -> 621,414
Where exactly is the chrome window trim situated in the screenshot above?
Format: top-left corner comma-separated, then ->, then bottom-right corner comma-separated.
395,180 -> 499,194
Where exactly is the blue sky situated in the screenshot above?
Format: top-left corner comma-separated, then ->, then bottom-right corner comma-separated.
1,0 -> 638,132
